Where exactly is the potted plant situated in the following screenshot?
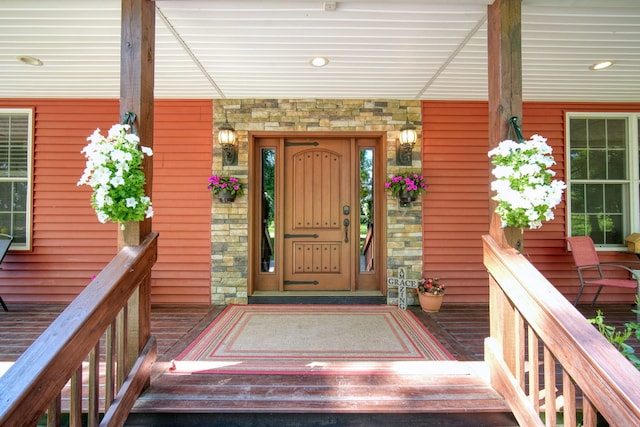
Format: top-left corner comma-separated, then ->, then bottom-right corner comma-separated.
385,171 -> 427,205
416,277 -> 445,312
208,174 -> 245,203
77,124 -> 154,226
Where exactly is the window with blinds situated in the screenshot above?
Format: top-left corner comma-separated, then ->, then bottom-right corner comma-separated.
0,109 -> 33,249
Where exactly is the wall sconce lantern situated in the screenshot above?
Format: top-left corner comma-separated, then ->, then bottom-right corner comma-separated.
397,117 -> 417,166
218,115 -> 238,166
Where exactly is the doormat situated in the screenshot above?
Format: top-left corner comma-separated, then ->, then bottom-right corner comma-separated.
170,304 -> 454,375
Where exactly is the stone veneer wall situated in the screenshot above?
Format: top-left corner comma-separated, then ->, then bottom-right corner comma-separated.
211,99 -> 423,305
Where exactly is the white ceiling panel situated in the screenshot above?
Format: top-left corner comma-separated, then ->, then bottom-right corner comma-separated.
0,0 -> 638,101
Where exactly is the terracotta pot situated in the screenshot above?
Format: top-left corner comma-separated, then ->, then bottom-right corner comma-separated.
218,189 -> 236,203
418,292 -> 444,313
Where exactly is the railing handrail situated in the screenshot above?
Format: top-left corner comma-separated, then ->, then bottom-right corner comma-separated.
0,232 -> 158,426
483,234 -> 640,426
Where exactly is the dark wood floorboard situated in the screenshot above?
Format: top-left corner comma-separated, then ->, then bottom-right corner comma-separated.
4,303 -> 635,364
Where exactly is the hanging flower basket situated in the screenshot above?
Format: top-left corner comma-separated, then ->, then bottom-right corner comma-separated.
385,172 -> 427,198
488,134 -> 565,230
385,171 -> 427,206
208,174 -> 244,203
77,124 -> 154,225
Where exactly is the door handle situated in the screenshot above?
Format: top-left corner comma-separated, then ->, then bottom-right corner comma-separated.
343,218 -> 350,243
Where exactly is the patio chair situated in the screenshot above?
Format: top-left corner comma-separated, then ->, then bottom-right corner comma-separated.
0,234 -> 13,311
566,236 -> 639,306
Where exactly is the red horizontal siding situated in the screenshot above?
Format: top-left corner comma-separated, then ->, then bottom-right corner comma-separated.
0,99 -> 212,305
422,100 -> 640,304
422,101 -> 490,303
143,99 -> 213,304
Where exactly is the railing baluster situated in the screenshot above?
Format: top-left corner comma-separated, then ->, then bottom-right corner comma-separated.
47,394 -> 61,427
543,345 -> 557,425
105,320 -> 116,412
116,306 -> 128,389
88,342 -> 100,427
527,325 -> 540,413
582,396 -> 597,427
561,369 -> 576,427
127,288 -> 141,367
515,312 -> 525,390
69,365 -> 83,427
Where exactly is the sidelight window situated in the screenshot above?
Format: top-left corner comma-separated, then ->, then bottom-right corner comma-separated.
359,148 -> 374,272
260,148 -> 275,272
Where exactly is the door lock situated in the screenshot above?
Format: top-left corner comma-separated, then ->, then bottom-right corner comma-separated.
343,205 -> 350,215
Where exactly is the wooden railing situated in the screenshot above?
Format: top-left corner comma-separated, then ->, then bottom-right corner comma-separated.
483,234 -> 640,426
0,232 -> 158,427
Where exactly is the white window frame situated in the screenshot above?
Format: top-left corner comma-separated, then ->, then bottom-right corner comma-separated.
566,112 -> 640,251
0,108 -> 34,250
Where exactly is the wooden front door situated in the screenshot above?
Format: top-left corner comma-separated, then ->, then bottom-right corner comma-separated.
252,133 -> 383,294
283,138 -> 352,291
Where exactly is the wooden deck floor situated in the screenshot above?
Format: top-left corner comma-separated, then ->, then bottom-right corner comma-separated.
1,302 -> 637,425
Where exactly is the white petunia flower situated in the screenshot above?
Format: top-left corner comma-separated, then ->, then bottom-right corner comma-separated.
91,167 -> 112,187
519,163 -> 541,176
491,165 -> 515,179
124,133 -> 140,144
94,187 -> 108,208
97,210 -> 110,224
110,175 -> 125,188
87,129 -> 103,144
110,149 -> 132,164
108,124 -> 129,138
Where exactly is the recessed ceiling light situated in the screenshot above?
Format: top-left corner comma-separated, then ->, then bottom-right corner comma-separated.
590,60 -> 614,70
17,56 -> 44,66
310,56 -> 329,67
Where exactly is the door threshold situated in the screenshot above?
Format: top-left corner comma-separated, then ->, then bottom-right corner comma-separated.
248,290 -> 386,305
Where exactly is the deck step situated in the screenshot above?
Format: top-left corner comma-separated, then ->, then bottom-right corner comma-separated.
131,361 -> 513,421
125,412 -> 518,426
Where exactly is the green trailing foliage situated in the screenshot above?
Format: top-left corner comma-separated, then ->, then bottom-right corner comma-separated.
588,297 -> 640,370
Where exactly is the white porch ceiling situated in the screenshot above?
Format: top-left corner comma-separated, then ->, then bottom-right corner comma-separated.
1,0 -> 638,101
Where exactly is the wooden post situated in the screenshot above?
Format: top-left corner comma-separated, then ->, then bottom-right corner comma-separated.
487,0 -> 522,379
487,0 -> 523,249
119,0 -> 155,370
119,0 -> 155,249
